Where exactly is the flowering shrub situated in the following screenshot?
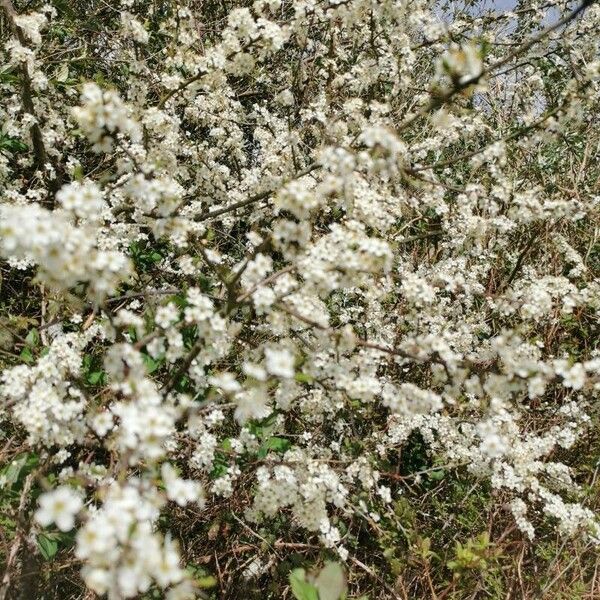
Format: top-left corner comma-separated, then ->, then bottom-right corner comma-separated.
0,0 -> 599,598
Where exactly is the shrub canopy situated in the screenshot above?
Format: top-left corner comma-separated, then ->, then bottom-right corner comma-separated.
0,0 -> 599,598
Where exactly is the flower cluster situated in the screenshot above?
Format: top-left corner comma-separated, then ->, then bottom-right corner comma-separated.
1,0 -> 599,597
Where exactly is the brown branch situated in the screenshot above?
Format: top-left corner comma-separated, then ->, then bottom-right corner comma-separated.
236,265 -> 295,304
276,302 -> 463,371
162,337 -> 204,394
0,473 -> 35,600
192,162 -> 320,223
1,0 -> 58,205
157,40 -> 259,109
498,233 -> 538,293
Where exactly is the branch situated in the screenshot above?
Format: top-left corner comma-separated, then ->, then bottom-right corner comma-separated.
275,302 -> 462,370
157,40 -> 259,109
1,0 -> 57,204
396,0 -> 595,134
162,337 -> 204,394
410,98 -> 568,174
191,162 -> 320,223
0,472 -> 35,600
2,0 -> 46,165
497,230 -> 539,293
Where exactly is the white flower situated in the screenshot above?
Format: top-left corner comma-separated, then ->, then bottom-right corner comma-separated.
184,288 -> 214,323
234,387 -> 271,424
275,89 -> 294,106
92,411 -> 114,437
161,463 -> 204,507
56,181 -> 105,220
209,372 -> 242,394
156,303 -> 179,328
437,43 -> 483,86
154,537 -> 185,588
378,486 -> 392,503
562,363 -> 586,390
265,347 -> 295,379
35,487 -> 83,531
14,12 -> 47,45
480,433 -> 508,459
242,362 -> 268,381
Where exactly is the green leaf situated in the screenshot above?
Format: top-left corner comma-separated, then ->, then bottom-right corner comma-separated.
20,346 -> 34,364
4,455 -> 27,486
142,353 -> 160,374
315,562 -> 346,600
294,372 -> 313,384
87,371 -> 105,385
0,133 -> 28,153
37,534 -> 58,560
289,569 -> 319,600
185,562 -> 218,588
0,69 -> 19,84
428,469 -> 445,481
3,453 -> 38,488
72,164 -> 84,181
209,452 -> 228,479
257,436 -> 291,458
196,575 -> 218,589
25,328 -> 40,347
